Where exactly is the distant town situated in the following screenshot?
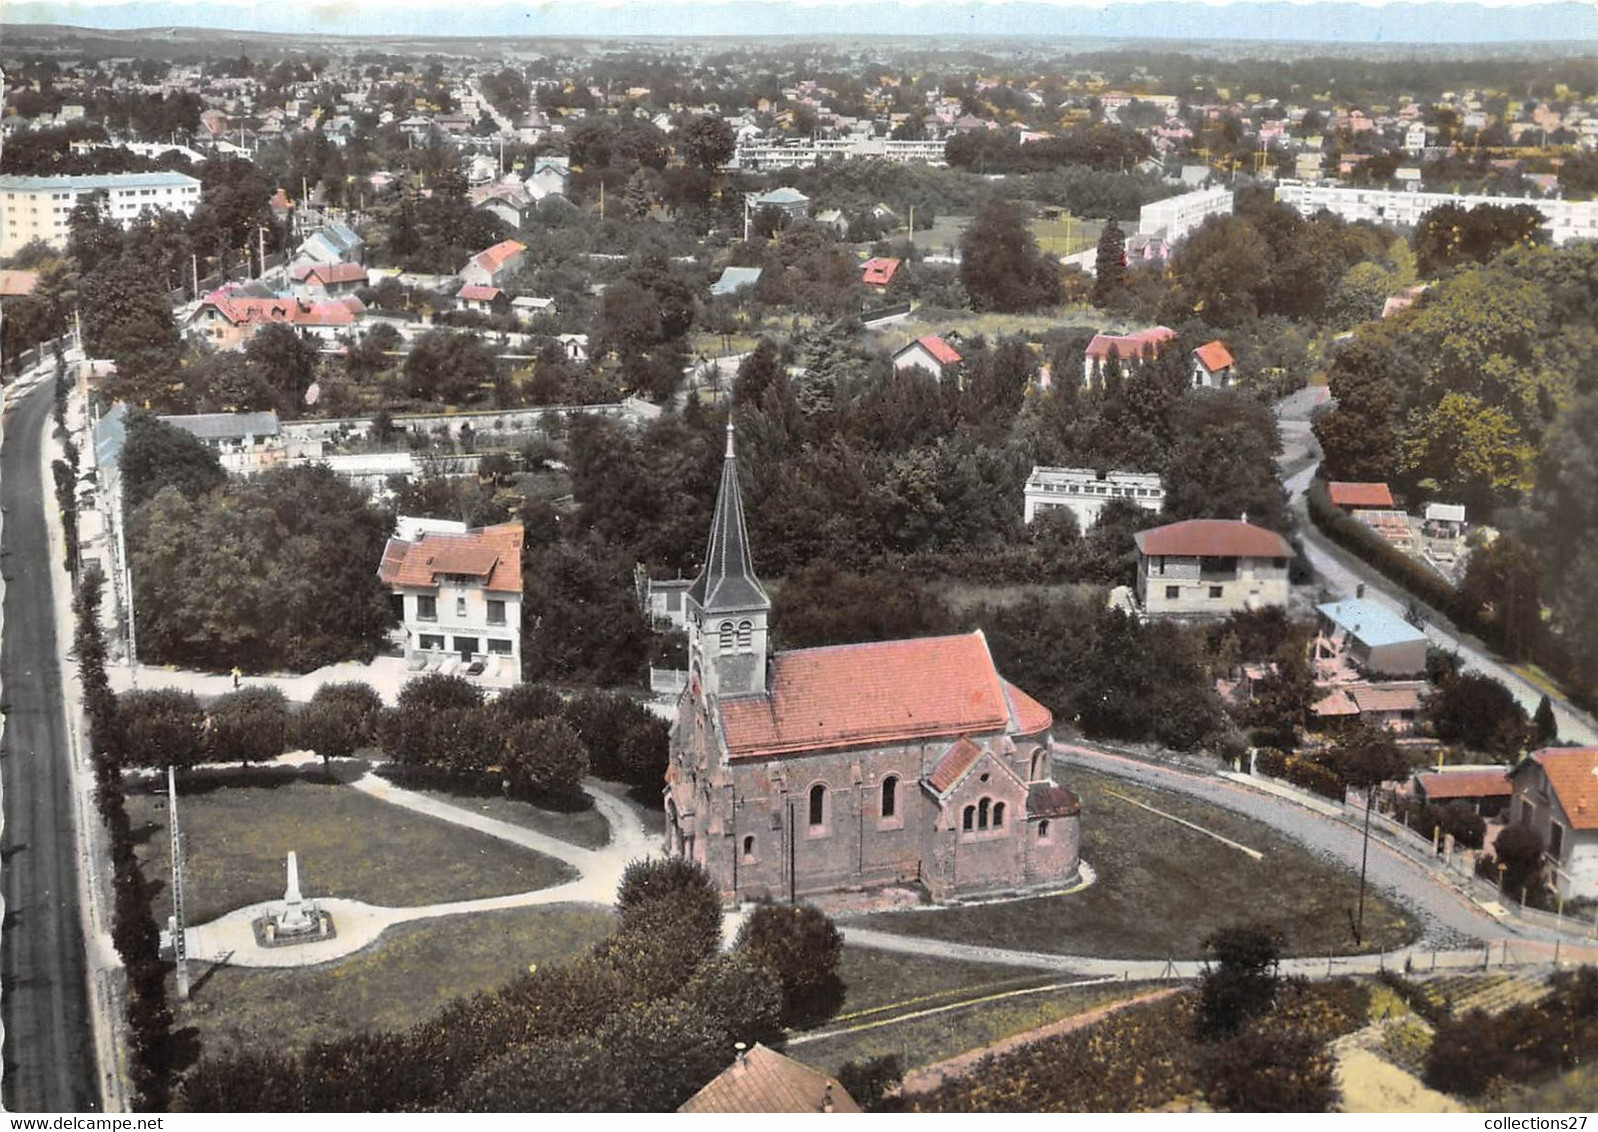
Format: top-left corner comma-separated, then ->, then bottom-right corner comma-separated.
1,10 -> 1596,1117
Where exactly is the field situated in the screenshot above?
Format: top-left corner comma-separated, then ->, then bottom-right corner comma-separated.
128,776 -> 576,925
171,904 -> 616,1060
847,767 -> 1419,959
1027,213 -> 1105,258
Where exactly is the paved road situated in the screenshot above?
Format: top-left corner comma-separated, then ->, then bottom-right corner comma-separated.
0,380 -> 98,1111
1283,461 -> 1598,747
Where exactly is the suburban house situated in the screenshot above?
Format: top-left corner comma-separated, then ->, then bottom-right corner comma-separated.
456,284 -> 504,313
638,574 -> 692,632
1310,681 -> 1427,734
1506,747 -> 1598,900
1424,502 -> 1467,538
470,177 -> 534,228
665,424 -> 1082,905
511,296 -> 555,323
290,220 -> 364,271
459,239 -> 527,288
556,333 -> 590,363
1022,466 -> 1165,530
710,266 -> 763,297
1414,768 -> 1512,819
1133,519 -> 1293,617
1314,598 -> 1429,678
1191,339 -> 1236,388
525,156 -> 570,201
185,288 -> 362,349
290,261 -> 367,300
861,256 -> 901,289
1082,326 -> 1178,385
159,411 -> 287,474
1329,481 -> 1397,511
679,1044 -> 861,1114
378,519 -> 525,675
892,335 -> 963,382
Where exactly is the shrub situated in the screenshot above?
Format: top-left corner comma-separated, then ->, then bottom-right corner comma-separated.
117,688 -> 207,770
297,682 -> 383,763
205,686 -> 291,765
734,902 -> 847,1028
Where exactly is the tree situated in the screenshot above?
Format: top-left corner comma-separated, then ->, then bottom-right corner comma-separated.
836,1055 -> 904,1112
1532,695 -> 1558,747
1196,924 -> 1282,1039
772,565 -> 953,650
1091,218 -> 1126,308
118,411 -> 226,513
734,902 -> 846,1028
402,329 -> 502,403
117,688 -> 207,769
297,682 -> 383,764
1425,672 -> 1529,760
679,114 -> 735,173
606,857 -> 724,1000
244,323 -> 320,414
1414,202 -> 1545,277
1325,720 -> 1411,792
205,686 -> 290,765
80,257 -> 181,395
1482,823 -> 1546,898
959,198 -> 1062,312
500,716 -> 589,804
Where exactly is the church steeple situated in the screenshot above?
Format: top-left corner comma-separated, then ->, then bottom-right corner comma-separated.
686,421 -> 770,700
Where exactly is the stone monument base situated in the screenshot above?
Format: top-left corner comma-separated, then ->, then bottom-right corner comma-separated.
251,910 -> 338,949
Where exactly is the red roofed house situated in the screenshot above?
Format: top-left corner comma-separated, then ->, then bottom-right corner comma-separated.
1414,768 -> 1511,819
1191,339 -> 1235,388
378,520 -> 524,674
1328,481 -> 1397,511
1133,519 -> 1293,617
456,284 -> 504,313
861,256 -> 901,289
665,424 -> 1081,904
1507,747 -> 1598,900
891,334 -> 963,383
679,1043 -> 861,1113
459,239 -> 527,288
185,287 -> 363,349
290,261 -> 367,300
1082,326 -> 1178,386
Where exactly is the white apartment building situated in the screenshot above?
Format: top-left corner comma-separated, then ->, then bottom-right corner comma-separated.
379,519 -> 525,674
1137,185 -> 1234,243
1023,466 -> 1165,530
1274,179 -> 1598,245
0,171 -> 202,257
730,133 -> 947,171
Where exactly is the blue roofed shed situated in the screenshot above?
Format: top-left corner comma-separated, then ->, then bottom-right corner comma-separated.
1315,598 -> 1429,676
711,266 -> 763,297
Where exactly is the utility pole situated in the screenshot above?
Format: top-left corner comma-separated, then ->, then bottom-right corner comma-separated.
168,766 -> 190,1001
1355,783 -> 1374,945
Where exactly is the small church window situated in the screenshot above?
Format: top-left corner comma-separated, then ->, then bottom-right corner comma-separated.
742,835 -> 756,862
809,783 -> 827,829
719,621 -> 735,650
1038,820 -> 1051,840
881,776 -> 898,820
993,802 -> 1006,828
737,620 -> 753,650
962,805 -> 975,831
978,798 -> 991,830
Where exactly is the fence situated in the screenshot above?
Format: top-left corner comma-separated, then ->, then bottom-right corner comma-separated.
860,300 -> 913,326
3,333 -> 75,376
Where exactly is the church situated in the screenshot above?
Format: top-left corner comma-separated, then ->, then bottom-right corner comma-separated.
665,424 -> 1082,905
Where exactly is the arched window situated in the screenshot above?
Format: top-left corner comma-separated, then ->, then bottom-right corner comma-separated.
1038,820 -> 1051,841
992,801 -> 1006,828
978,798 -> 991,830
962,805 -> 975,831
809,783 -> 827,829
736,620 -> 753,650
1031,751 -> 1048,781
718,621 -> 735,650
881,775 -> 899,820
742,835 -> 756,862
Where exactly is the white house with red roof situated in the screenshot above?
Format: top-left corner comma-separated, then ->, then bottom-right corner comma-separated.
290,261 -> 368,300
458,239 -> 527,288
1507,747 -> 1598,900
665,424 -> 1081,904
891,334 -> 963,382
185,287 -> 363,350
378,520 -> 524,674
1082,326 -> 1178,385
861,256 -> 901,289
1134,518 -> 1293,617
1191,339 -> 1236,388
456,284 -> 504,313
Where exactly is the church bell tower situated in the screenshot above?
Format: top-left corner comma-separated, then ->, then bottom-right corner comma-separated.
685,422 -> 770,703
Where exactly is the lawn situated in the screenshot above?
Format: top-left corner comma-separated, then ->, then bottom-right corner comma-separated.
1027,213 -> 1104,258
171,904 -> 616,1061
406,784 -> 611,850
128,777 -> 577,926
846,767 -> 1418,960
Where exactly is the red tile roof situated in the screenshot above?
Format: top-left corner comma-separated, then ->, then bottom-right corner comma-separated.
1520,747 -> 1598,830
198,289 -> 361,329
1005,681 -> 1054,736
1329,481 -> 1396,509
1311,687 -> 1360,717
469,238 -> 526,274
458,284 -> 502,302
1194,339 -> 1234,373
1416,770 -> 1511,801
917,334 -> 962,366
720,631 -> 1015,758
861,256 -> 901,286
305,262 -> 366,286
0,270 -> 40,297
679,1044 -> 861,1114
928,737 -> 985,795
1085,326 -> 1177,362
1134,519 -> 1292,559
378,522 -> 524,595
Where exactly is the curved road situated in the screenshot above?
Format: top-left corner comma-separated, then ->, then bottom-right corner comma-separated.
0,379 -> 98,1111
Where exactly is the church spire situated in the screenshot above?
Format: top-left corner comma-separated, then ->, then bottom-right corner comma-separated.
686,421 -> 770,614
